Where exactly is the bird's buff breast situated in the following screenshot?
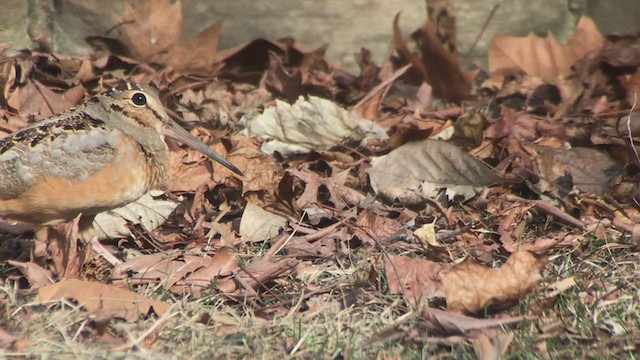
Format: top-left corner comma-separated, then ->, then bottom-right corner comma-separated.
0,135 -> 167,225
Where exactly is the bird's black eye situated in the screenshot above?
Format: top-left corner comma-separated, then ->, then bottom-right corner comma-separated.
131,92 -> 147,106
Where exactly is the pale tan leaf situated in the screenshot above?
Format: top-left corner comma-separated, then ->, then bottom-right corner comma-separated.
240,96 -> 388,155
239,202 -> 287,242
368,139 -> 501,204
93,191 -> 178,239
472,331 -> 515,360
414,221 -> 441,247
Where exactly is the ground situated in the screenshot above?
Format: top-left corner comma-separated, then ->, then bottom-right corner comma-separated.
0,1 -> 639,359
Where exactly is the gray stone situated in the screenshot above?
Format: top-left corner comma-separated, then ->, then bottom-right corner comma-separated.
0,0 -> 637,72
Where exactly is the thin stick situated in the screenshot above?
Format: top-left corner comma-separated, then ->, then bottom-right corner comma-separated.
465,4 -> 500,58
626,91 -> 640,162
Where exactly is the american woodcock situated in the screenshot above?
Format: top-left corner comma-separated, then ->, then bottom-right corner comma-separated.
0,82 -> 241,235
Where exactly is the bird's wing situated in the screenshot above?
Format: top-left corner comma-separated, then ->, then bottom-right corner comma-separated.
0,110 -> 122,200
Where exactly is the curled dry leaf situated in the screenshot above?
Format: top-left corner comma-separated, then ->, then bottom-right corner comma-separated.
368,139 -> 502,205
441,251 -> 547,313
240,96 -> 388,155
414,221 -> 441,247
420,307 -> 525,336
112,250 -> 209,289
35,278 -> 170,322
385,251 -> 546,314
354,208 -> 405,245
392,13 -> 473,102
472,331 -> 515,360
8,80 -> 73,118
159,21 -> 223,74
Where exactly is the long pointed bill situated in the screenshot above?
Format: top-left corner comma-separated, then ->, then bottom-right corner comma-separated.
164,119 -> 242,175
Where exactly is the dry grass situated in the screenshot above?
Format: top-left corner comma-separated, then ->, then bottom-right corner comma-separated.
1,227 -> 638,359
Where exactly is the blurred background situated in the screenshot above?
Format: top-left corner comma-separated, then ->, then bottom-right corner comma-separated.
2,0 -> 638,71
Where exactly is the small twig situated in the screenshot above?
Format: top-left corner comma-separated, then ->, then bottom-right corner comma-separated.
352,64 -> 411,111
465,4 -> 500,57
290,319 -> 316,356
268,212 -> 306,257
89,237 -> 122,266
116,306 -> 178,351
504,195 -> 585,230
626,91 -> 640,162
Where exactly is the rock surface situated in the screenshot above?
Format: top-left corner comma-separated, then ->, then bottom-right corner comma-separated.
1,0 -> 638,71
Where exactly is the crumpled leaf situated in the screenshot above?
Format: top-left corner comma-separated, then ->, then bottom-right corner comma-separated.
414,221 -> 441,247
93,191 -> 179,239
289,168 -> 366,211
385,251 -> 546,314
112,249 -> 213,292
441,251 -> 546,313
239,202 -> 287,242
422,307 -> 524,335
489,16 -> 604,80
35,278 -> 170,321
240,96 -> 388,155
368,139 -> 502,204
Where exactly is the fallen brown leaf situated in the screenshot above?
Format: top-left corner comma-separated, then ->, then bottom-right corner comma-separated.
117,0 -> 183,60
0,328 -> 17,351
393,13 -> 473,102
8,80 -> 73,118
217,256 -> 297,296
35,278 -> 170,321
384,254 -> 447,308
472,331 -> 514,360
160,21 -> 224,74
7,260 -> 53,289
441,251 -> 546,313
489,16 -> 605,80
422,307 -> 525,335
183,247 -> 238,295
